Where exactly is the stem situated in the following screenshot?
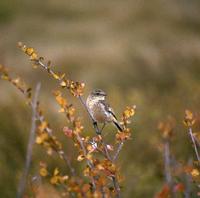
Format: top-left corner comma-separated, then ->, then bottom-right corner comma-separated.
189,127 -> 200,162
113,142 -> 124,162
184,158 -> 192,198
164,141 -> 172,185
8,72 -> 76,176
75,132 -> 96,190
33,103 -> 76,176
38,59 -> 100,135
194,135 -> 200,147
112,176 -> 121,198
163,140 -> 174,197
36,57 -> 121,194
17,83 -> 41,198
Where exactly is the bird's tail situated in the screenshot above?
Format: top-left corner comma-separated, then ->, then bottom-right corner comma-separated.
113,121 -> 123,132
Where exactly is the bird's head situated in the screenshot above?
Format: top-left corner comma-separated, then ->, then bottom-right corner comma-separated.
90,89 -> 107,100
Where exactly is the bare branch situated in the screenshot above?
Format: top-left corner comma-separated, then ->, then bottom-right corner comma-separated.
189,127 -> 200,162
184,158 -> 192,198
164,141 -> 172,185
17,82 -> 41,198
194,135 -> 200,147
113,142 -> 124,162
111,176 -> 121,198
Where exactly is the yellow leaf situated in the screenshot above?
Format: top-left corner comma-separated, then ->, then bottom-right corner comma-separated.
35,133 -> 48,144
50,176 -> 59,185
58,108 -> 65,113
185,110 -> 193,120
54,168 -> 59,176
60,80 -> 67,87
26,47 -> 34,56
52,72 -> 60,80
39,167 -> 48,177
191,168 -> 199,177
1,74 -> 9,80
77,154 -> 85,161
47,148 -> 53,155
38,121 -> 48,132
35,136 -> 42,144
60,73 -> 66,79
30,52 -> 38,60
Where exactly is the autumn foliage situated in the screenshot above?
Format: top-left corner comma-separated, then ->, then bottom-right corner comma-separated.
0,43 -> 200,197
0,43 -> 136,198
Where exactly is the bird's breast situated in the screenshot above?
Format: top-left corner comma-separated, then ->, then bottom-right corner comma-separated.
86,99 -> 111,123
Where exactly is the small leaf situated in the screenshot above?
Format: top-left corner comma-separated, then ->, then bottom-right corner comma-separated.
26,47 -> 34,56
50,176 -> 59,185
54,168 -> 59,176
191,168 -> 199,177
52,72 -> 60,80
30,52 -> 38,60
60,80 -> 67,87
77,154 -> 85,161
39,167 -> 48,177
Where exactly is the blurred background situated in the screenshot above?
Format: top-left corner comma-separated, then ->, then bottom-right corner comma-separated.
1,0 -> 200,197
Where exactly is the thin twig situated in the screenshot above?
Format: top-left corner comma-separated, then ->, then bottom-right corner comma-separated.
6,72 -> 76,176
35,57 -> 122,194
164,141 -> 172,185
111,176 -> 121,198
79,95 -> 121,196
194,135 -> 200,147
185,158 -> 192,198
113,142 -> 124,162
163,140 -> 175,198
17,82 -> 41,198
75,132 -> 96,190
189,127 -> 200,162
31,101 -> 76,176
38,59 -> 100,135
99,135 -> 112,161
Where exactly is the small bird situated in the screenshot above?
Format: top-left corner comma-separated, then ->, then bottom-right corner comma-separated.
86,89 -> 123,134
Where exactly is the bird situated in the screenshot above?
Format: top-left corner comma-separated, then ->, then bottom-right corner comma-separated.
86,89 -> 123,134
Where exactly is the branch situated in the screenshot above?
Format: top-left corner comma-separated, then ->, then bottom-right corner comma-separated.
189,127 -> 200,162
38,58 -> 100,135
164,141 -> 172,185
194,135 -> 200,147
184,158 -> 192,198
111,176 -> 121,198
17,82 -> 41,198
36,113 -> 76,176
163,140 -> 174,198
113,141 -> 124,162
17,44 -> 124,195
75,132 -> 96,190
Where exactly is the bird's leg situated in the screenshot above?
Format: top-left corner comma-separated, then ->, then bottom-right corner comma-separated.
93,121 -> 101,135
100,123 -> 106,133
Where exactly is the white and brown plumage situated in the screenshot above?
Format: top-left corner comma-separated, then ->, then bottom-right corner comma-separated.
86,89 -> 123,133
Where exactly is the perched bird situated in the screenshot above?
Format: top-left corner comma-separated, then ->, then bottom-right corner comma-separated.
86,89 -> 123,134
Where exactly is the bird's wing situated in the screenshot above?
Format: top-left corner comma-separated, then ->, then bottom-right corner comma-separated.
100,100 -> 118,120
